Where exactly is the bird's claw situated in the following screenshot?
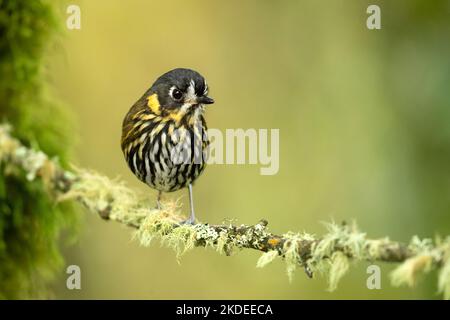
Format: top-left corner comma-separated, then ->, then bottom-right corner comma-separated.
179,216 -> 196,225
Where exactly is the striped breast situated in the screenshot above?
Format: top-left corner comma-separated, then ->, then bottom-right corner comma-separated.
121,109 -> 209,192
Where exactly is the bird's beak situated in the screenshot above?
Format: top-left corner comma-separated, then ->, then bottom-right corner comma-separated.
197,96 -> 214,105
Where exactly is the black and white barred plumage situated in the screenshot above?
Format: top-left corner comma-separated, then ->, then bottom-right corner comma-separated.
121,69 -> 213,194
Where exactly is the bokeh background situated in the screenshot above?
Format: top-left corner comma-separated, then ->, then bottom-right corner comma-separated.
45,0 -> 450,299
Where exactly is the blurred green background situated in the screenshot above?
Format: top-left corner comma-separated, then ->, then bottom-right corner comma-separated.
47,0 -> 450,299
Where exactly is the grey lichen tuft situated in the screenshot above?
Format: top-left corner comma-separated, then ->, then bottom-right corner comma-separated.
310,222 -> 366,263
216,230 -> 232,255
136,209 -> 180,246
256,250 -> 279,268
59,169 -> 151,228
390,235 -> 440,288
327,251 -> 350,291
438,254 -> 450,300
283,232 -> 302,282
304,222 -> 365,289
0,124 -> 59,189
408,235 -> 434,253
160,224 -> 197,259
15,147 -> 48,181
255,222 -> 368,288
390,253 -> 433,287
311,222 -> 344,262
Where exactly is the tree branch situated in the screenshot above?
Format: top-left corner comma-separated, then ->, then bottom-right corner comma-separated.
1,123 -> 449,298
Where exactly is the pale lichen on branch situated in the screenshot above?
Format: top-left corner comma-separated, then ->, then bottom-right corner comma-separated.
1,123 -> 450,298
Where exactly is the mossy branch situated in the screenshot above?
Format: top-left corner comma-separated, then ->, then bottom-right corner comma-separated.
1,123 -> 450,298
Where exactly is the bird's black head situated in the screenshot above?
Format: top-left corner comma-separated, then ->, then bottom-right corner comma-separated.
149,68 -> 214,111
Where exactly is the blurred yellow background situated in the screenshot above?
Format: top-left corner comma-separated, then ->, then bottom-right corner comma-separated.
49,0 -> 450,299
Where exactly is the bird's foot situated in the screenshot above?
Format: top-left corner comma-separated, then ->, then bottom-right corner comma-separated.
179,216 -> 196,225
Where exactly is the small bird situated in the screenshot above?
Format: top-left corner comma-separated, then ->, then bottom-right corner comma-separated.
121,68 -> 214,224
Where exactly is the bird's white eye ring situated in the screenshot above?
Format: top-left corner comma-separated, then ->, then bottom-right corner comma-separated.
170,87 -> 183,100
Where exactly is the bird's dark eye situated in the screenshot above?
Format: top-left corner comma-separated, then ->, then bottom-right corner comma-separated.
171,88 -> 182,100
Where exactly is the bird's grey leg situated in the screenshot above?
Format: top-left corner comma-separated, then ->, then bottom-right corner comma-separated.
156,190 -> 162,210
181,184 -> 196,224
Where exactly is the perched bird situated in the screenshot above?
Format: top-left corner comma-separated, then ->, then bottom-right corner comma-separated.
121,68 -> 214,224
